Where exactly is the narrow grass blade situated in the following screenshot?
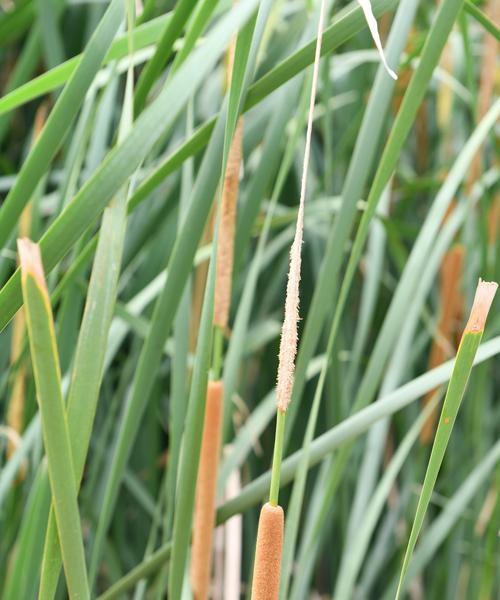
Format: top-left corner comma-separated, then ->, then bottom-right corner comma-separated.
385,439 -> 500,597
160,107 -> 194,600
395,280 -> 498,598
334,398 -> 439,599
170,0 -> 219,72
18,239 -> 90,600
38,28 -> 136,599
463,0 -> 500,40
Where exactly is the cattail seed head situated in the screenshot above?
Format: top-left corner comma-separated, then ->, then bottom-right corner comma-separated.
275,210 -> 303,412
191,380 -> 224,600
251,503 -> 284,600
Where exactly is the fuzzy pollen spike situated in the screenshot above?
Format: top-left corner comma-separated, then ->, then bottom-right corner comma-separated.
275,213 -> 303,413
464,279 -> 498,333
191,380 -> 224,600
275,0 -> 327,412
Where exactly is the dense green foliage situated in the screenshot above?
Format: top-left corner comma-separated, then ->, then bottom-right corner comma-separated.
0,0 -> 498,598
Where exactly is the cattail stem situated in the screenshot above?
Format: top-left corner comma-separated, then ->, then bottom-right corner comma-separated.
251,503 -> 284,600
269,410 -> 286,506
191,380 -> 224,600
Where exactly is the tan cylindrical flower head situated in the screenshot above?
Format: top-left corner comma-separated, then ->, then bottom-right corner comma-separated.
251,502 -> 284,600
214,119 -> 243,329
214,24 -> 243,330
464,279 -> 498,334
191,380 -> 224,600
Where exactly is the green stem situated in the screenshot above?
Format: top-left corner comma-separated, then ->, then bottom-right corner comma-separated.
211,325 -> 224,380
269,409 -> 286,506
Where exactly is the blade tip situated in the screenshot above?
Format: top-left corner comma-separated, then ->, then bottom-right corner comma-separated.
17,238 -> 45,287
464,279 -> 498,333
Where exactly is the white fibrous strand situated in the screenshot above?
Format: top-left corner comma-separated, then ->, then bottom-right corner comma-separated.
357,0 -> 397,80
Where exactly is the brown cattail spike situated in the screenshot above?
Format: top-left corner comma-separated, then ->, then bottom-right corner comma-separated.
213,118 -> 243,329
251,503 -> 284,600
464,279 -> 498,334
275,213 -> 303,412
191,380 -> 224,600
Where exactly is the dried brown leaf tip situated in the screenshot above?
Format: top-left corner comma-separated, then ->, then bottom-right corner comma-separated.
464,279 -> 498,334
17,238 -> 46,289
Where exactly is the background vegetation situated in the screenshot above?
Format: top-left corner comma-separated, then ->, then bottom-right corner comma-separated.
0,0 -> 498,598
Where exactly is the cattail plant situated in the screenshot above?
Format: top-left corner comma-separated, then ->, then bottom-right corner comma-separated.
250,0 -> 328,596
397,279 -> 498,597
250,1 -> 398,596
191,32 -> 243,599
